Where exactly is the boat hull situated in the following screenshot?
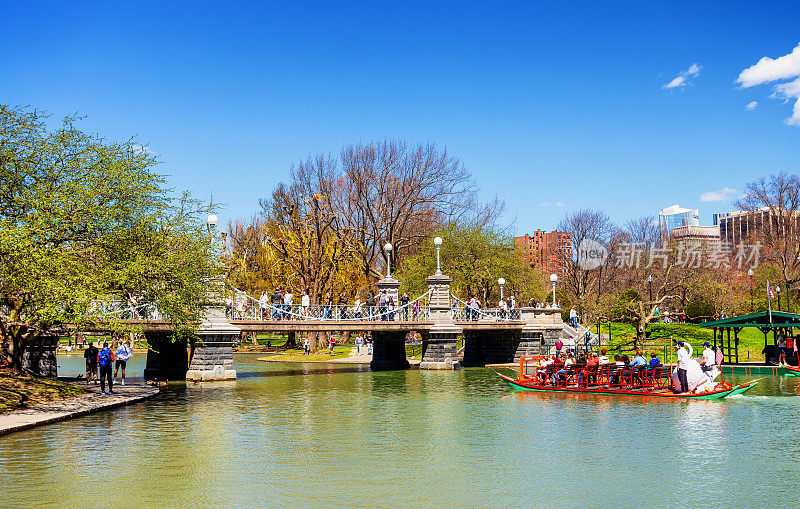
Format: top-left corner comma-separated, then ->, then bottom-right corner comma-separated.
498,373 -> 758,400
781,366 -> 800,377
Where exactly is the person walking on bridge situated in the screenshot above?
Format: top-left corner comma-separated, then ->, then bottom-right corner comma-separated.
283,289 -> 293,320
270,288 -> 282,320
400,292 -> 409,320
379,290 -> 389,321
301,290 -> 310,319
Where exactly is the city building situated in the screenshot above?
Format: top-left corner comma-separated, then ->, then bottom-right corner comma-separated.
712,212 -> 731,226
515,230 -> 571,276
670,225 -> 720,241
717,208 -> 783,244
658,204 -> 699,234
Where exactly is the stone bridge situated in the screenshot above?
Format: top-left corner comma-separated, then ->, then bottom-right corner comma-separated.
92,271 -> 566,382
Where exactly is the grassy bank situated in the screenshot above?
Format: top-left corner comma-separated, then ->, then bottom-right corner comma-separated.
0,369 -> 87,413
263,346 -> 355,362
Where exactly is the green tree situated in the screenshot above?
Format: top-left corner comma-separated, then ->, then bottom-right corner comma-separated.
398,222 -> 542,305
0,106 -> 219,370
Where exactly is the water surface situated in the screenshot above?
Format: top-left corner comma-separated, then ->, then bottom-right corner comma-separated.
1,354 -> 799,508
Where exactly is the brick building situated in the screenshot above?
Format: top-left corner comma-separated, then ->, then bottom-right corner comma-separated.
515,230 -> 571,276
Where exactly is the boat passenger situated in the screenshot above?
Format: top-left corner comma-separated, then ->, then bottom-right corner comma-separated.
578,353 -> 600,384
614,355 -> 624,366
556,353 -> 574,382
699,342 -> 715,372
675,341 -> 692,393
630,349 -> 647,367
649,352 -> 661,366
598,347 -> 609,365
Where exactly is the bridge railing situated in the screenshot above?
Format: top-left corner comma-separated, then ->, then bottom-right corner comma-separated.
226,285 -> 432,322
449,295 -> 519,322
87,302 -> 162,320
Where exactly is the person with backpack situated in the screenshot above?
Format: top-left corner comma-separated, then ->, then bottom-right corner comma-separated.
114,339 -> 133,385
97,341 -> 115,394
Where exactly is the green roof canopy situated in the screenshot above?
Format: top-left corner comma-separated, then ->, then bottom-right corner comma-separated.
701,311 -> 800,329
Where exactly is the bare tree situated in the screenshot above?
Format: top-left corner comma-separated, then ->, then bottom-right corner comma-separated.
737,172 -> 800,309
556,209 -> 617,316
333,140 -> 477,281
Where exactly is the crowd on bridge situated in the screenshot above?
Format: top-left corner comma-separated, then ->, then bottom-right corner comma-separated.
226,287 -> 420,321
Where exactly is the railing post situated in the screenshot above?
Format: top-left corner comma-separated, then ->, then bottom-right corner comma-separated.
420,274 -> 462,370
375,274 -> 401,321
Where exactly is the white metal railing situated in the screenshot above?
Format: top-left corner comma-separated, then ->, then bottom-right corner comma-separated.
87,301 -> 161,320
449,294 -> 518,322
226,284 -> 431,322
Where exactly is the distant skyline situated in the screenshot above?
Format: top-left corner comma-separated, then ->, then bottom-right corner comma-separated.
2,1 -> 799,233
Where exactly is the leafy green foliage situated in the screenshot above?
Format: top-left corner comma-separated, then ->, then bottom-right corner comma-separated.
0,106 -> 219,368
398,222 -> 543,304
612,289 -> 641,324
684,296 -> 716,323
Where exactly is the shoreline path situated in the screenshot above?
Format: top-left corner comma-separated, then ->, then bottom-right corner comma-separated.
0,382 -> 159,437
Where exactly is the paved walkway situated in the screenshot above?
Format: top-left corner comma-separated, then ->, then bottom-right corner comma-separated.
0,382 -> 159,436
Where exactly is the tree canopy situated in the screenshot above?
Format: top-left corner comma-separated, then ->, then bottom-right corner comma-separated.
0,106 -> 219,369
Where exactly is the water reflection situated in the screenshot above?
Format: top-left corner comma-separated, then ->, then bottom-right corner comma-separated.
2,355 -> 800,507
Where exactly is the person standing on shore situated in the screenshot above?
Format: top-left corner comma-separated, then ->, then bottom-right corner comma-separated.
329,335 -> 336,355
98,342 -> 115,394
114,340 -> 132,385
84,341 -> 98,384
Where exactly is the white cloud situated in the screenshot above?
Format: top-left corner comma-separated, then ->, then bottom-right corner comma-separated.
745,101 -> 758,110
700,187 -> 738,202
539,201 -> 565,207
663,63 -> 702,89
737,43 -> 800,126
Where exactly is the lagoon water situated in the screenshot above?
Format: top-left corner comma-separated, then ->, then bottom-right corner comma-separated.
2,353 -> 800,508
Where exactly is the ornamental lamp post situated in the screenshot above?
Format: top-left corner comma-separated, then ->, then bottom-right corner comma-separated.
206,214 -> 218,233
498,278 -> 505,301
748,268 -> 754,312
434,236 -> 443,275
550,273 -> 558,308
384,243 -> 393,278
648,274 -> 653,303
777,285 -> 781,312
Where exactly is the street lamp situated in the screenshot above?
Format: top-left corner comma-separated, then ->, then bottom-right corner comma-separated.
777,285 -> 781,312
748,268 -> 754,312
550,273 -> 558,308
206,214 -> 218,233
384,243 -> 393,278
434,236 -> 443,275
498,277 -> 505,300
647,274 -> 653,303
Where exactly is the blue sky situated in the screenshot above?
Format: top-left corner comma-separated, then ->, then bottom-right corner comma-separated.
3,1 -> 800,233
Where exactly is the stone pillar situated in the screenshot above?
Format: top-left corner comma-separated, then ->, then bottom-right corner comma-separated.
420,274 -> 462,370
186,303 -> 239,381
517,307 -> 565,360
184,276 -> 239,382
22,334 -> 59,378
375,276 -> 400,304
370,330 -> 410,371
